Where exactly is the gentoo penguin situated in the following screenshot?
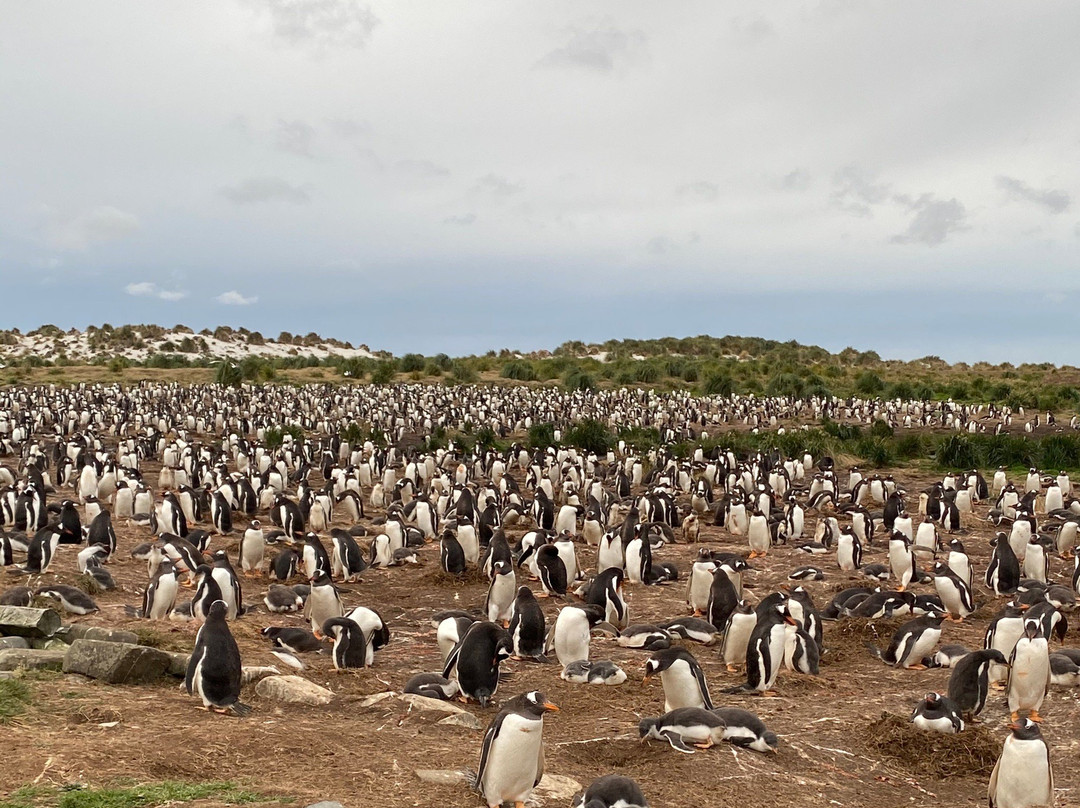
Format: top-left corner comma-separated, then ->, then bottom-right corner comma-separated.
536,544 -> 568,597
868,611 -> 945,670
709,707 -> 779,753
932,644 -> 970,668
616,625 -> 672,651
474,690 -> 558,808
1049,652 -> 1080,686
561,660 -> 627,686
142,562 -> 179,620
888,531 -> 917,591
305,571 -> 344,635
644,647 -> 713,713
272,548 -> 299,582
443,620 -> 512,707
624,525 -> 652,584
263,583 -> 304,613
404,672 -> 460,701
23,526 -> 60,574
485,561 -> 516,625
572,774 -> 648,808
657,616 -> 720,646
329,528 -> 367,582
191,565 -> 225,620
910,691 -> 964,734
730,595 -> 796,695
783,622 -> 820,675
261,626 -> 325,655
210,491 -> 233,535
836,526 -> 862,572
584,567 -> 629,629
947,648 -> 1007,721
705,565 -> 739,632
932,561 -> 976,620
747,509 -> 770,559
553,531 -> 581,583
85,509 -> 117,557
986,603 -> 1027,686
1023,536 -> 1050,584
343,605 -> 390,657
720,600 -> 757,672
550,603 -> 616,667
184,600 -> 251,715
0,586 -> 33,606
209,550 -> 243,620
36,585 -> 98,615
788,565 -> 824,581
321,616 -> 369,670
987,533 -> 1022,595
507,585 -> 547,660
947,538 -> 972,588
1007,619 -> 1050,723
440,530 -> 467,575
685,550 -> 717,616
239,520 -> 265,577
638,707 -> 726,753
987,719 -> 1053,808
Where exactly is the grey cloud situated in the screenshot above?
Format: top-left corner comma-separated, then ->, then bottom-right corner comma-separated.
443,213 -> 476,226
731,16 -> 775,41
395,159 -> 450,179
676,181 -> 719,200
46,205 -> 140,251
890,195 -> 968,246
647,236 -> 677,255
326,117 -> 370,140
125,282 -> 187,301
472,173 -> 524,198
781,169 -> 811,191
274,119 -> 317,156
537,22 -> 647,73
996,176 -> 1070,214
831,165 -> 890,216
219,177 -> 311,205
252,0 -> 379,51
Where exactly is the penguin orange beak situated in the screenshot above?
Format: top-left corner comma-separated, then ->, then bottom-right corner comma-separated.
313,630 -> 324,640
1007,721 -> 1023,731
784,616 -> 797,625
543,702 -> 559,712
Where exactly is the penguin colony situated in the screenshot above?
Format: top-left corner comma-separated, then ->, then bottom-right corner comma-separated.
0,384 -> 1076,807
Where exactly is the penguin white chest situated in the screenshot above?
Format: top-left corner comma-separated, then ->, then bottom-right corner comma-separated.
660,663 -> 705,712
482,715 -> 543,805
991,736 -> 1052,808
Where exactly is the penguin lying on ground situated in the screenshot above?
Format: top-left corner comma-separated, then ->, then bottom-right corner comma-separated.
572,775 -> 648,808
561,660 -> 627,685
910,692 -> 964,734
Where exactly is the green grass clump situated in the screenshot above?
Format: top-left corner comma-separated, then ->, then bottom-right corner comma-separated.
0,679 -> 31,723
1,781 -> 273,808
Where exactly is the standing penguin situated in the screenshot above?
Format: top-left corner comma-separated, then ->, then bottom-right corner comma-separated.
142,560 -> 178,620
536,544 -> 568,598
485,560 -> 516,626
644,647 -> 712,713
550,604 -> 615,667
1007,619 -> 1051,724
624,525 -> 652,585
888,531 -> 917,591
443,620 -> 512,707
584,567 -> 629,630
321,616 -> 369,670
191,565 -> 224,620
720,600 -> 757,673
947,538 -> 972,589
987,533 -> 1022,595
948,648 -> 1009,722
747,509 -> 771,559
988,719 -> 1053,808
1023,536 -> 1050,585
440,530 -> 467,576
836,526 -> 862,572
685,549 -> 717,616
305,570 -> 344,635
474,690 -> 558,808
239,520 -> 265,577
932,561 -> 976,621
507,585 -> 547,660
732,595 -> 796,695
184,600 -> 251,715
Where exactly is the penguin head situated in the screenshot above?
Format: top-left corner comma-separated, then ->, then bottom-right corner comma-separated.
1023,619 -> 1042,640
1009,718 -> 1044,741
637,717 -> 660,739
207,600 -> 228,620
520,690 -> 559,716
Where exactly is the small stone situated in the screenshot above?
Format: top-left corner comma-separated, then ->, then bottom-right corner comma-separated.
240,666 -> 280,685
0,649 -> 66,672
358,691 -> 395,708
436,712 -> 483,730
254,675 -> 334,706
398,693 -> 468,715
0,637 -> 31,650
304,802 -> 344,808
534,774 -> 583,803
62,640 -> 171,684
414,769 -> 468,786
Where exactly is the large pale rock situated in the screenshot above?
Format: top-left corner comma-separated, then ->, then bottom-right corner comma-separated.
436,712 -> 483,730
0,637 -> 30,650
534,774 -> 583,803
254,675 -> 334,706
0,648 -> 66,671
414,769 -> 468,787
398,693 -> 468,715
0,606 -> 62,639
59,625 -> 139,645
62,640 -> 171,684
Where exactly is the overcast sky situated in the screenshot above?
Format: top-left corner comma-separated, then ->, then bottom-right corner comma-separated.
1,1 -> 1077,363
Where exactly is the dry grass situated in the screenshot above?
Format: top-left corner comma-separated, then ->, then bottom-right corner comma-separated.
861,712 -> 1000,778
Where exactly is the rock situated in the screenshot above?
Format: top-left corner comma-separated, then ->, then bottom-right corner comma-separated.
358,691 -> 395,708
0,671 -> 13,680
31,638 -> 68,651
164,652 -> 190,678
0,606 -> 62,638
0,637 -> 30,650
398,693 -> 468,715
436,712 -> 483,730
62,640 -> 171,684
240,665 -> 280,685
254,675 -> 334,706
534,774 -> 583,803
415,769 -> 468,787
0,648 -> 66,672
57,625 -> 140,645
304,803 -> 344,808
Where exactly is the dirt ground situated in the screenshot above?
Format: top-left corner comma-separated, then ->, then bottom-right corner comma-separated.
4,454 -> 1080,808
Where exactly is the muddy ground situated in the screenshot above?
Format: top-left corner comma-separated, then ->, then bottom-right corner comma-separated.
3,455 -> 1080,808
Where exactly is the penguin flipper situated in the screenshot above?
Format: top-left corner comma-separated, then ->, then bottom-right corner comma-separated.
228,700 -> 253,717
659,729 -> 695,754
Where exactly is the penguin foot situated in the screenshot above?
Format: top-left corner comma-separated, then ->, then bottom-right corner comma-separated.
726,663 -> 738,673
905,664 -> 928,670
755,690 -> 779,697
535,592 -> 550,598
693,740 -> 714,749
992,682 -> 1007,691
692,609 -> 703,617
1029,710 -> 1044,723
1010,711 -> 1020,723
